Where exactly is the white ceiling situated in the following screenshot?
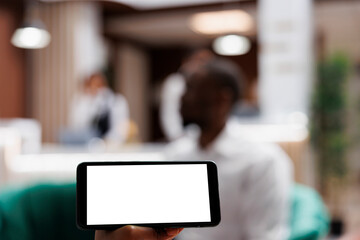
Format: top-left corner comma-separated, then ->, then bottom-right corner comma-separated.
107,0 -> 245,10
40,0 -> 257,46
105,5 -> 257,46
40,0 -> 251,10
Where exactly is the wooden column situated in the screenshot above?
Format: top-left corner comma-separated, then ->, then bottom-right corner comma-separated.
30,2 -> 105,142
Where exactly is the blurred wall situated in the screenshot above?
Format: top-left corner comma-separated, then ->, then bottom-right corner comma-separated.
258,0 -> 313,121
0,3 -> 25,118
315,1 -> 360,61
116,43 -> 150,142
30,2 -> 106,142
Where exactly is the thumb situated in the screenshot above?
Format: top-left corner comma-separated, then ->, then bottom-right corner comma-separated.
163,228 -> 184,240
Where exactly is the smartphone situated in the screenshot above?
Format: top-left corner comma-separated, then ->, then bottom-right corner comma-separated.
76,161 -> 221,230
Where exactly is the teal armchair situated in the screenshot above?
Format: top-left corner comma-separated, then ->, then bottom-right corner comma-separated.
289,184 -> 330,240
0,183 -> 93,240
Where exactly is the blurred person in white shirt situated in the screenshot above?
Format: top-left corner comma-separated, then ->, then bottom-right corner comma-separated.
166,58 -> 293,240
63,72 -> 129,145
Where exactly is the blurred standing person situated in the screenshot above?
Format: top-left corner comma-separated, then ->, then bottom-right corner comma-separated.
160,49 -> 214,141
62,72 -> 129,146
166,58 -> 293,240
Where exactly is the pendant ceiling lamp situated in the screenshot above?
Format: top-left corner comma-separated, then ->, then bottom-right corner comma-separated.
212,34 -> 251,56
189,8 -> 253,56
11,0 -> 51,49
189,9 -> 253,35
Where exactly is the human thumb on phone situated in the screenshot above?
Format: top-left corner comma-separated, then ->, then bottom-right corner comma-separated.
163,228 -> 184,239
95,225 -> 183,240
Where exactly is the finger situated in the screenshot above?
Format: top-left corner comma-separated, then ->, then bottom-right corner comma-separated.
128,226 -> 159,239
95,226 -> 151,240
95,226 -> 183,240
163,228 -> 184,240
125,226 -> 183,240
95,230 -> 111,240
110,226 -> 156,239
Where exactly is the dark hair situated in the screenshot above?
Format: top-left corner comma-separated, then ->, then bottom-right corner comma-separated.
202,58 -> 244,104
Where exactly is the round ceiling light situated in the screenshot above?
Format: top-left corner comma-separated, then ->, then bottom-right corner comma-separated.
11,26 -> 51,49
212,35 -> 251,56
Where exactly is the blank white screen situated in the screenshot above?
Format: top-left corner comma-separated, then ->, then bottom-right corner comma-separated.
87,164 -> 211,225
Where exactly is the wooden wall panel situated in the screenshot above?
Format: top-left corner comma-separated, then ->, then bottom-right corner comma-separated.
0,6 -> 25,118
31,2 -> 103,142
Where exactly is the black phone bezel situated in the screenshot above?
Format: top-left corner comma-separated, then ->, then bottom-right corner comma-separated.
76,161 -> 221,230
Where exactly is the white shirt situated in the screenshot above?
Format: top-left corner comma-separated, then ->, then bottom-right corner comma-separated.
165,119 -> 293,240
160,73 -> 186,141
69,88 -> 129,144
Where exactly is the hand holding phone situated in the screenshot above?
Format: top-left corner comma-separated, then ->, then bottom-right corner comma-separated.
95,226 -> 183,240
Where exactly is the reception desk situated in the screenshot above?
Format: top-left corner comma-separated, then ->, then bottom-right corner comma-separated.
0,123 -> 313,186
